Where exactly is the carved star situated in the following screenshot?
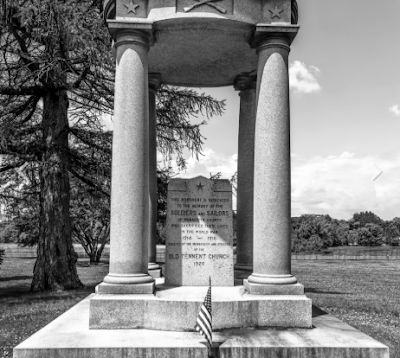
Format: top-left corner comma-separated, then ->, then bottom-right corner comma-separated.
124,1 -> 139,14
196,182 -> 204,191
269,6 -> 284,19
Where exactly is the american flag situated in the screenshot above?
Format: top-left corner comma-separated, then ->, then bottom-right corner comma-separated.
195,277 -> 212,349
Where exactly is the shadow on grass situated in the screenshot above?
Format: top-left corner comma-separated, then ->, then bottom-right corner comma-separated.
0,285 -> 98,302
0,275 -> 32,282
305,287 -> 351,295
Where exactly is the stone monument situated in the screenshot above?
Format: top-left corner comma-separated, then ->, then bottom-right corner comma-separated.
165,176 -> 234,286
14,1 -> 389,357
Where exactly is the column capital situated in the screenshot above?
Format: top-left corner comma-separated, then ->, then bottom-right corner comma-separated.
234,72 -> 257,92
250,24 -> 300,49
113,29 -> 153,50
148,73 -> 162,92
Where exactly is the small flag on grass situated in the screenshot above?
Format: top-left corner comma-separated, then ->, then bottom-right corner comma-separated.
195,277 -> 212,352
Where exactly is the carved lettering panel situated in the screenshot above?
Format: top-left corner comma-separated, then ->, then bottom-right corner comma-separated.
165,176 -> 234,286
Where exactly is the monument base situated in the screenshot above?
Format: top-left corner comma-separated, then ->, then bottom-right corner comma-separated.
90,284 -> 312,330
14,295 -> 389,358
148,268 -> 162,278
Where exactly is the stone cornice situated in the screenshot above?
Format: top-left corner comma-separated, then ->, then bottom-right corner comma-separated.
234,72 -> 257,92
108,20 -> 154,45
148,73 -> 162,92
250,24 -> 300,48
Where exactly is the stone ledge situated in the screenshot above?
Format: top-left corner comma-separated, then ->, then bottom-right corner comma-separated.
96,281 -> 155,294
244,280 -> 305,295
90,285 -> 312,330
14,295 -> 389,358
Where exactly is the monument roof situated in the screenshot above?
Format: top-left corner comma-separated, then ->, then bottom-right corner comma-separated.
104,0 -> 299,87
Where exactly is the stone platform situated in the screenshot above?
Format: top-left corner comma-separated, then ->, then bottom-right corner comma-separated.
90,283 -> 311,330
14,295 -> 389,358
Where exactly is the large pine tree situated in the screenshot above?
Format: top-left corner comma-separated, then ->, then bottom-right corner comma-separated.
0,0 -> 224,290
0,0 -> 113,291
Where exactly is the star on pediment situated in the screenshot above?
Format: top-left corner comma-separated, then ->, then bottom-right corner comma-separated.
124,1 -> 139,14
269,6 -> 284,19
196,182 -> 204,191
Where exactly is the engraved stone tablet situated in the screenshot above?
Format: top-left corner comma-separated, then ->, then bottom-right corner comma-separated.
165,176 -> 234,286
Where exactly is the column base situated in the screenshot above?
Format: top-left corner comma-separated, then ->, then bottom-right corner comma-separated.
234,263 -> 253,271
100,273 -> 155,294
148,262 -> 162,278
95,282 -> 155,294
248,273 -> 298,285
244,279 -> 304,295
148,262 -> 160,270
103,273 -> 154,285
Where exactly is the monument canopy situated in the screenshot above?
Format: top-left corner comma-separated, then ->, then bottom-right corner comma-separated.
104,0 -> 298,87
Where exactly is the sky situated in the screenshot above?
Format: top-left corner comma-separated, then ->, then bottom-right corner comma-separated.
102,0 -> 400,221
161,0 -> 400,221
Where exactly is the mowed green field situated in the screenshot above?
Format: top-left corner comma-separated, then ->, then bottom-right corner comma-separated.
0,259 -> 399,358
292,260 -> 400,357
0,259 -> 109,358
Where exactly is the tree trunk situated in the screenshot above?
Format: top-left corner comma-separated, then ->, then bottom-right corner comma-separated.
31,90 -> 84,291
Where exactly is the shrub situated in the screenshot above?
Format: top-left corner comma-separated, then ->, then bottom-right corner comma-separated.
291,232 -> 325,253
0,222 -> 19,243
354,224 -> 384,246
293,214 -> 335,250
388,236 -> 400,246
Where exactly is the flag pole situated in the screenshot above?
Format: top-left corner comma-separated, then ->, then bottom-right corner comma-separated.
208,276 -> 212,358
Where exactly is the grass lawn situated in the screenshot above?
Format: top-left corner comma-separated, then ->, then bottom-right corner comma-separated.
0,258 -> 109,358
293,260 -> 400,357
1,259 -> 399,358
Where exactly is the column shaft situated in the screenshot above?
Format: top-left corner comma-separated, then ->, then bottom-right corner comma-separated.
234,76 -> 256,274
245,37 -> 301,295
100,31 -> 154,293
148,74 -> 162,277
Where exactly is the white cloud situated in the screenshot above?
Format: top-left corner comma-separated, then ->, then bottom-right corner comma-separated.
291,152 -> 400,220
289,61 -> 321,94
389,104 -> 400,116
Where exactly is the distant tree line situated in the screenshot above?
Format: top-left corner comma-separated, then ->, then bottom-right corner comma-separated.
291,211 -> 400,253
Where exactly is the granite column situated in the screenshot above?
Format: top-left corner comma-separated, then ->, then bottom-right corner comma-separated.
245,35 -> 302,295
234,73 -> 256,276
99,30 -> 154,294
148,74 -> 162,278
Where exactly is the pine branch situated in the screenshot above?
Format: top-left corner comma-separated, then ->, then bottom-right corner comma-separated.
0,86 -> 44,95
69,167 -> 110,197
